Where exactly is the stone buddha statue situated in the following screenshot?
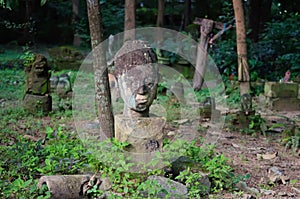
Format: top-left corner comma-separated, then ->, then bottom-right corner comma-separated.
114,40 -> 159,117
113,40 -> 165,158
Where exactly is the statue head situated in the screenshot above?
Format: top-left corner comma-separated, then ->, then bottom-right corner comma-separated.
114,40 -> 159,117
25,54 -> 49,77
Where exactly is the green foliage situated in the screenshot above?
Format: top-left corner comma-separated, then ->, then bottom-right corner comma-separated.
74,0 -> 125,47
86,184 -> 105,198
256,13 -> 300,80
238,114 -> 267,136
1,178 -> 51,199
0,69 -> 25,100
0,0 -> 19,10
281,127 -> 300,153
175,167 -> 208,198
211,11 -> 300,82
136,179 -> 168,199
0,68 -> 239,198
20,49 -> 35,67
38,126 -> 93,175
0,123 -> 93,198
248,115 -> 267,134
169,139 -> 237,194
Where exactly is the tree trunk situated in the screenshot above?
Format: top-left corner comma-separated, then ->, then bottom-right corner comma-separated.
183,0 -> 191,31
86,0 -> 114,139
156,0 -> 164,46
124,0 -> 135,41
232,0 -> 250,96
193,19 -> 214,91
23,0 -> 35,44
72,0 -> 81,46
156,0 -> 164,27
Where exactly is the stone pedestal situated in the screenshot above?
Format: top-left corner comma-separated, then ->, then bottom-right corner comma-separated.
115,115 -> 166,153
268,98 -> 300,111
23,94 -> 52,113
264,82 -> 298,98
264,82 -> 300,111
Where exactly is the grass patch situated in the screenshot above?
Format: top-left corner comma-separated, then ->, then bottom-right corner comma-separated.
0,69 -> 25,100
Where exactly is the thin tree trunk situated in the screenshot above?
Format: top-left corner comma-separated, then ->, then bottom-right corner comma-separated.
193,19 -> 214,91
124,0 -> 135,41
72,0 -> 81,46
183,0 -> 191,31
86,0 -> 114,139
232,0 -> 250,95
156,0 -> 164,46
156,0 -> 164,27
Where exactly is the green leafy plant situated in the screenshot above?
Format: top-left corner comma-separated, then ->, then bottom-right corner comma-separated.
20,49 -> 35,67
282,128 -> 300,153
175,167 -> 209,198
136,179 -> 169,199
239,114 -> 267,136
165,139 -> 236,194
203,154 -> 233,192
256,13 -> 300,80
1,176 -> 51,199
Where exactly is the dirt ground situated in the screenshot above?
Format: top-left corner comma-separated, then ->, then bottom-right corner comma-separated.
203,109 -> 300,199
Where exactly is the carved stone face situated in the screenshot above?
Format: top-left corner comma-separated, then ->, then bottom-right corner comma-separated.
32,54 -> 48,76
117,64 -> 158,114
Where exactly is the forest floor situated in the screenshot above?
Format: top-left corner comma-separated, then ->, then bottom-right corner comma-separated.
2,97 -> 299,199
0,55 -> 299,198
206,107 -> 300,199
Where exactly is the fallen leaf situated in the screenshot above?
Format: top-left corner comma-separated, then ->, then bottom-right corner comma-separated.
173,119 -> 189,124
257,152 -> 278,160
232,143 -> 240,148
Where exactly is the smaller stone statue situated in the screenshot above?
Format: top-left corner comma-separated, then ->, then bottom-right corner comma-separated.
50,73 -> 72,110
240,93 -> 252,116
23,54 -> 52,113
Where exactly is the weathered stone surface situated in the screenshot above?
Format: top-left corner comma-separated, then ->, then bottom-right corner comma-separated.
114,115 -> 165,153
99,177 -> 112,191
114,40 -> 159,118
298,84 -> 300,99
23,94 -> 52,113
147,175 -> 188,198
241,93 -> 252,115
264,82 -> 299,98
268,97 -> 300,111
50,73 -> 72,98
25,54 -> 51,95
50,73 -> 73,110
268,166 -> 289,184
38,175 -> 90,199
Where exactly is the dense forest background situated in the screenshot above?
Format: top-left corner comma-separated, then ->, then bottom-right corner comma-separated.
0,0 -> 300,81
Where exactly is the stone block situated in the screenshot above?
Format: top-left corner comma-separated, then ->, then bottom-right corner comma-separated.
268,97 -> 300,111
114,115 -> 166,153
264,82 -> 298,98
23,94 -> 52,114
146,175 -> 188,198
26,76 -> 50,95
